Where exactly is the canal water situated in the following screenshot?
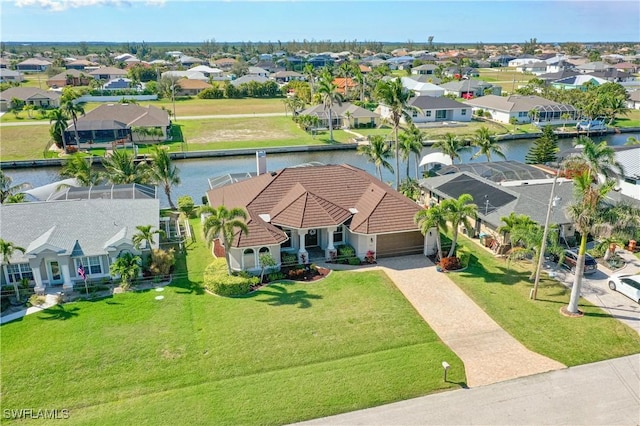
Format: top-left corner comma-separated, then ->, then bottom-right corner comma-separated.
4,132 -> 638,208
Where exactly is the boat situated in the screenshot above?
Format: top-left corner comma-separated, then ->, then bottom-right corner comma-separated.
576,117 -> 606,131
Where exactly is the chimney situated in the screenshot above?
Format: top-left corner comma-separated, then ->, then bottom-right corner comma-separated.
256,150 -> 267,175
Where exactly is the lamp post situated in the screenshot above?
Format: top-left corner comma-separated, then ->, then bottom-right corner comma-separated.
531,171 -> 561,300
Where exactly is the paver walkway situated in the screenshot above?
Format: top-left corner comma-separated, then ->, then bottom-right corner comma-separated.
0,292 -> 60,325
372,255 -> 565,387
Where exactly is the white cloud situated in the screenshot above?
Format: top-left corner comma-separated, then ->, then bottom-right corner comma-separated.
14,0 -> 166,12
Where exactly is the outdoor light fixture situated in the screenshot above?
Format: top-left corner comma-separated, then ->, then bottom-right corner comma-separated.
442,361 -> 450,382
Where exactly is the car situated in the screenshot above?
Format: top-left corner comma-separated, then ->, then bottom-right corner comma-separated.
608,274 -> 640,303
558,249 -> 598,274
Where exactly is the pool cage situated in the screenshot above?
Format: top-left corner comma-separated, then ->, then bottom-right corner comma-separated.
529,104 -> 579,125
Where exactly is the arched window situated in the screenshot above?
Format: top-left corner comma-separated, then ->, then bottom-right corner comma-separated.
243,248 -> 256,269
259,247 -> 270,255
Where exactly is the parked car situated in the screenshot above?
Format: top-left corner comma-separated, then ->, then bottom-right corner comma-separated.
556,249 -> 598,274
608,274 -> 640,303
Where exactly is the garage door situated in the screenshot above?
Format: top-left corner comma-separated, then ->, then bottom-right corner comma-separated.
377,231 -> 424,258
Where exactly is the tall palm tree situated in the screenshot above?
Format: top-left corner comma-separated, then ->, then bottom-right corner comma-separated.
374,77 -> 418,189
399,123 -> 424,179
60,153 -> 102,186
496,212 -> 536,243
0,171 -> 30,204
357,135 -> 394,181
338,62 -> 353,99
62,100 -> 85,146
48,108 -> 69,149
316,70 -> 343,142
199,205 -> 249,275
431,132 -> 472,164
471,127 -> 506,162
148,146 -> 181,210
0,238 -> 26,301
565,136 -> 623,183
441,194 -> 477,258
302,63 -> 316,98
101,149 -> 151,185
414,204 -> 448,261
132,225 -> 165,251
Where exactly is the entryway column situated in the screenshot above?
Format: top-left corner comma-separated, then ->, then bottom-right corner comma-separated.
298,231 -> 308,264
325,227 -> 336,261
61,260 -> 73,292
32,267 -> 44,294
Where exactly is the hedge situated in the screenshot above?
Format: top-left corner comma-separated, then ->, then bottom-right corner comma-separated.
204,258 -> 259,297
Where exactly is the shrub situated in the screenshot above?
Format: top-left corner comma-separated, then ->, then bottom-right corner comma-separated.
267,272 -> 286,282
287,268 -> 306,279
440,256 -> 461,271
177,196 -> 196,218
364,250 -> 376,264
27,295 -> 46,307
204,258 -> 258,296
483,111 -> 492,119
337,244 -> 355,258
149,248 -> 176,276
281,252 -> 297,266
348,257 -> 361,266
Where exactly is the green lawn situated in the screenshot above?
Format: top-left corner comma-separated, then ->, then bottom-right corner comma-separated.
0,124 -> 53,160
0,219 -> 463,425
446,236 -> 640,366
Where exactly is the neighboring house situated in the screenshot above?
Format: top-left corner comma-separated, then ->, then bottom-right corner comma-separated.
439,80 -> 501,98
394,96 -> 471,124
463,94 -> 578,125
443,67 -> 479,78
102,78 -> 139,91
411,64 -> 438,75
178,56 -> 205,67
613,62 -> 638,73
212,57 -> 237,70
516,61 -> 548,75
0,57 -> 10,69
588,69 -> 633,83
230,75 -> 269,87
434,161 -> 552,183
545,59 -> 575,74
63,103 -> 170,145
89,67 -> 128,81
65,59 -> 98,70
537,69 -> 580,84
247,66 -> 269,77
333,77 -> 358,95
307,56 -> 333,68
575,61 -> 614,73
188,65 -> 225,80
46,69 -> 91,88
298,102 -> 380,129
161,70 -> 209,82
0,69 -> 24,83
0,87 -> 61,112
16,58 -> 52,72
272,71 -> 304,84
205,164 -> 426,273
400,77 -> 445,97
508,57 -> 538,67
627,90 -> 640,110
176,78 -> 212,96
114,53 -> 136,62
551,74 -> 608,90
0,189 -> 159,294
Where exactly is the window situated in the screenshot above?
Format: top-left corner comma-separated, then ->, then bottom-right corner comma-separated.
74,256 -> 103,277
333,225 -> 344,244
426,111 -> 432,117
412,110 -> 418,118
243,248 -> 255,269
6,263 -> 33,283
436,110 -> 447,120
461,109 -> 467,116
259,247 -> 270,256
281,229 -> 292,248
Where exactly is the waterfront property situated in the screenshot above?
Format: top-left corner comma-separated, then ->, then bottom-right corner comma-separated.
402,96 -> 472,124
205,164 -> 425,273
463,95 -> 579,125
298,102 -> 381,129
0,185 -> 159,294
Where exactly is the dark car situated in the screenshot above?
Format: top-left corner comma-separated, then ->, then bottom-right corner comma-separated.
559,249 -> 598,274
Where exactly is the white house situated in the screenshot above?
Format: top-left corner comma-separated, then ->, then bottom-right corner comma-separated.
464,94 -> 578,125
400,77 -> 444,97
400,96 -> 471,124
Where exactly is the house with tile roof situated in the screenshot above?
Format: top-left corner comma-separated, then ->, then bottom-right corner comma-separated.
46,69 -> 91,88
176,78 -> 212,96
89,66 -> 128,81
0,191 -> 159,294
205,164 -> 426,273
298,102 -> 380,129
0,69 -> 24,84
63,103 -> 170,145
438,80 -> 501,98
463,95 -> 578,125
16,58 -> 52,72
0,87 -> 61,112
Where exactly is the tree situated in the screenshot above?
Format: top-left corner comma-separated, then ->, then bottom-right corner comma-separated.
497,212 -> 536,243
132,225 -> 165,251
563,136 -> 623,183
110,252 -> 141,290
60,153 -> 102,186
316,69 -> 342,142
148,146 -> 181,210
441,194 -> 477,258
357,135 -> 394,181
625,136 -> 639,145
399,177 -> 421,201
414,203 -> 448,261
302,63 -> 316,99
259,252 -> 277,284
471,127 -> 506,162
398,123 -> 424,179
431,132 -> 472,164
524,125 -> 558,164
374,77 -> 418,189
62,100 -> 85,147
0,171 -> 30,204
338,61 -> 354,99
0,239 -> 26,302
199,205 -> 249,275
48,108 -> 68,149
101,149 -> 151,185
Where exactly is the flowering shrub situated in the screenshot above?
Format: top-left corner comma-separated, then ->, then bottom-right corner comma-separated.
439,257 -> 461,271
364,250 -> 376,264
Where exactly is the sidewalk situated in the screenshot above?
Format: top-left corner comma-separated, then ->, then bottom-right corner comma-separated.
0,291 -> 61,325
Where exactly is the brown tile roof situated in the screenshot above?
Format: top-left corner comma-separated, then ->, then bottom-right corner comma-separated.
70,104 -> 169,130
88,67 -> 127,76
177,78 -> 212,89
206,164 -> 421,248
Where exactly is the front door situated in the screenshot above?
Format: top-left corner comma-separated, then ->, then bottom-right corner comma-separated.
48,260 -> 63,285
305,229 -> 319,247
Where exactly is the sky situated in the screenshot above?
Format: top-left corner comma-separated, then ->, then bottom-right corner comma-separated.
1,0 -> 638,44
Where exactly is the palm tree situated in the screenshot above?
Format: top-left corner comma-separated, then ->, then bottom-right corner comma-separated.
564,136 -> 623,183
148,146 -> 181,210
132,225 -> 165,251
199,205 -> 249,275
399,123 -> 424,179
414,204 -> 448,261
338,61 -> 353,99
441,194 -> 477,258
0,239 -> 26,301
471,126 -> 506,162
0,171 -> 30,204
357,135 -> 394,181
374,77 -> 418,189
4,193 -> 27,204
60,153 -> 102,186
48,108 -> 69,149
497,212 -> 536,244
302,63 -> 316,98
316,70 -> 343,142
625,136 -> 640,145
431,132 -> 472,164
62,100 -> 85,147
110,252 -> 141,290
101,149 -> 151,185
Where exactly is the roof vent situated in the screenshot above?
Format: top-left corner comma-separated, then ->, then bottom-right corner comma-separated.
259,214 -> 271,222
349,208 -> 358,214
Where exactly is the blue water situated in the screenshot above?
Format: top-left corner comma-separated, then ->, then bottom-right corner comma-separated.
4,132 -> 638,208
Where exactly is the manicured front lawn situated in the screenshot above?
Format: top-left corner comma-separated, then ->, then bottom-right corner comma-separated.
447,236 -> 640,366
0,219 -> 463,425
